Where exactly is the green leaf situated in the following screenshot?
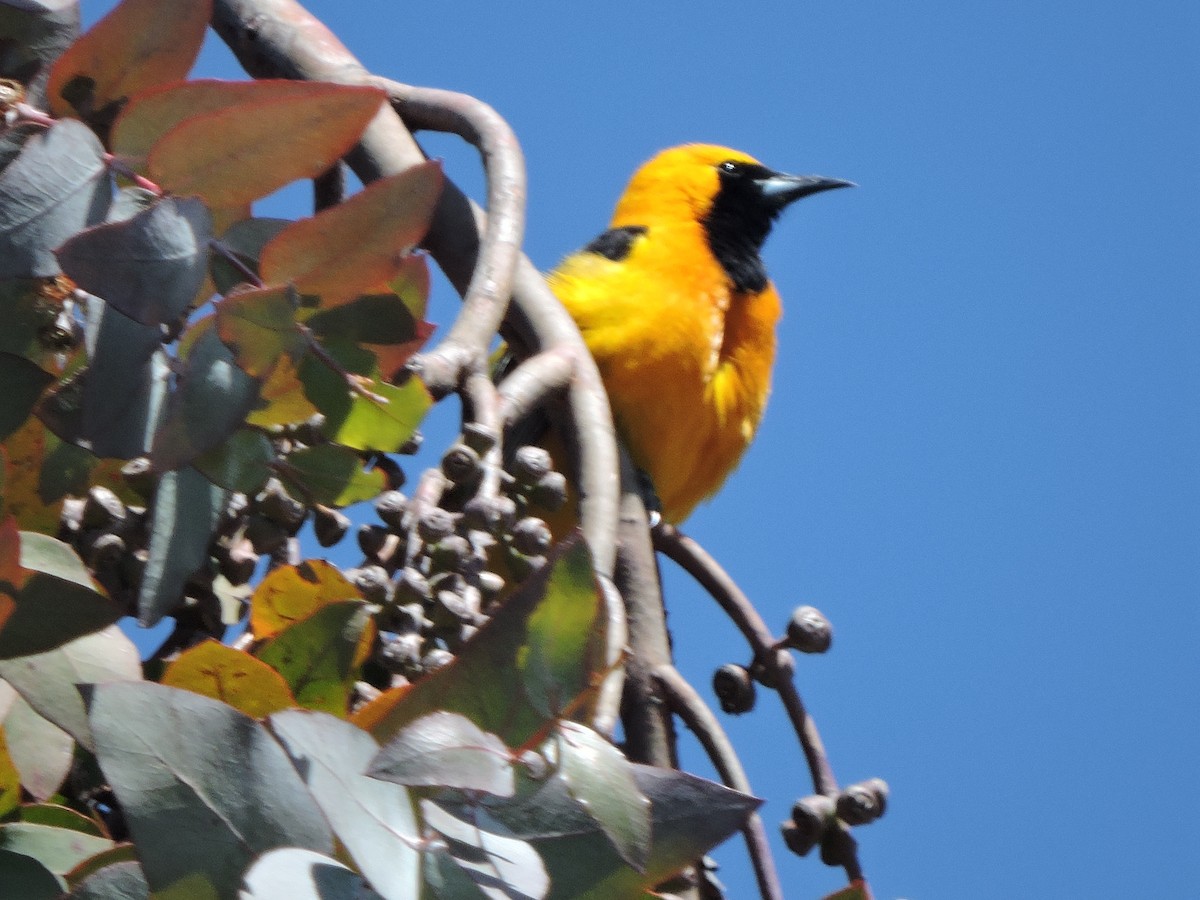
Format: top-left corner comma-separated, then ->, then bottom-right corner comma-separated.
0,822 -> 112,877
277,444 -> 385,508
214,285 -> 306,378
17,805 -> 106,838
368,711 -> 515,797
148,85 -> 385,207
259,162 -> 444,307
255,600 -> 374,716
193,427 -> 275,495
446,764 -> 759,899
556,721 -> 651,872
0,353 -> 53,441
1,692 -> 73,800
240,848 -> 384,900
0,120 -> 110,279
0,625 -> 141,752
85,682 -> 332,897
208,216 -> 291,295
304,291 -> 434,381
268,710 -> 421,900
46,0 -> 210,128
137,466 -> 227,627
300,354 -> 432,454
150,319 -> 261,471
0,532 -> 120,659
420,799 -> 548,900
40,296 -> 169,460
56,197 -> 213,327
357,536 -> 605,747
520,538 -> 609,719
0,727 -> 21,818
65,859 -> 149,899
0,847 -> 62,899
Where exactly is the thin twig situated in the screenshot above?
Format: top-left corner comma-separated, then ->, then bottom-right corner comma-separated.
652,522 -> 863,881
654,664 -> 783,900
313,162 -> 345,212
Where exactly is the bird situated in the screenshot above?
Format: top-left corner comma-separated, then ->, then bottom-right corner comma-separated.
545,143 -> 852,523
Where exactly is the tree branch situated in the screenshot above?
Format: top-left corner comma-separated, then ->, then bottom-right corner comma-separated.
210,0 -> 620,579
654,663 -> 783,900
652,522 -> 863,881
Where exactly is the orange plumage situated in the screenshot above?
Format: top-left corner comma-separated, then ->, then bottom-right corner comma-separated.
548,144 -> 851,522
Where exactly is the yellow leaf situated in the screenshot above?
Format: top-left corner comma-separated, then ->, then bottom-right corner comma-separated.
160,639 -> 294,719
249,559 -> 360,640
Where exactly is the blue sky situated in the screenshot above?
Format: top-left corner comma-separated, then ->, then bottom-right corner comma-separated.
84,1 -> 1199,896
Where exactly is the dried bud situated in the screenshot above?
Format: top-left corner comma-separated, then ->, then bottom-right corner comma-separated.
441,443 -> 482,486
836,779 -> 889,826
785,794 -> 836,857
352,565 -> 392,604
476,570 -> 505,601
518,749 -> 549,781
461,423 -> 499,454
429,534 -> 471,573
510,445 -> 552,486
461,495 -> 517,535
372,454 -> 406,490
392,602 -> 426,634
378,632 -> 423,675
396,432 -> 423,456
712,663 -> 756,714
256,480 -> 307,531
85,532 -> 125,571
420,647 -> 455,673
394,567 -> 431,604
313,506 -> 350,547
291,413 -> 327,447
357,524 -> 390,559
529,471 -> 568,512
785,605 -> 833,654
120,457 -> 156,499
416,507 -> 456,544
243,516 -> 288,555
374,490 -> 409,530
82,487 -> 126,531
218,548 -> 258,587
510,517 -> 551,557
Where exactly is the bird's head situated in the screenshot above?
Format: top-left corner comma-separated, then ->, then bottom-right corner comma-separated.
610,144 -> 853,292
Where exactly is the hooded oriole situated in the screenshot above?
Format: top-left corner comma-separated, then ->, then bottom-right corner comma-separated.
547,144 -> 851,522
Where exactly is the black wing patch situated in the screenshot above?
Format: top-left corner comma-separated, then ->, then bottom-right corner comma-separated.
582,225 -> 647,262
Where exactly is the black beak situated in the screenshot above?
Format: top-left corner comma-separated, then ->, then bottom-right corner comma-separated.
756,172 -> 855,208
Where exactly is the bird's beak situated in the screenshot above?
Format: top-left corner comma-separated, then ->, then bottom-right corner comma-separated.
756,172 -> 855,207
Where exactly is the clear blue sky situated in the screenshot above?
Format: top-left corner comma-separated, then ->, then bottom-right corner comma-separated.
86,1 -> 1199,897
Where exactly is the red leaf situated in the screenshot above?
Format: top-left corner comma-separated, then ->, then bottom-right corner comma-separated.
147,85 -> 386,207
47,0 -> 211,124
259,161 -> 444,306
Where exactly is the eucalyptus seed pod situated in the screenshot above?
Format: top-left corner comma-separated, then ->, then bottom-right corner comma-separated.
509,445 -> 552,486
313,505 -> 350,547
785,605 -> 833,654
836,778 -> 889,826
440,443 -> 482,486
461,423 -> 498,454
712,663 -> 756,714
510,517 -> 551,557
374,491 -> 408,530
529,470 -> 568,512
416,507 -> 456,544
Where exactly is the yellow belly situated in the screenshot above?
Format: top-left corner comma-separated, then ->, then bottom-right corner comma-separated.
548,230 -> 780,522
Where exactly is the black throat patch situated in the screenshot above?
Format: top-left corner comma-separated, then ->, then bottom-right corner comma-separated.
701,162 -> 779,294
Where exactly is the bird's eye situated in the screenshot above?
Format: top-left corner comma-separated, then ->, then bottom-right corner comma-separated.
718,161 -> 740,174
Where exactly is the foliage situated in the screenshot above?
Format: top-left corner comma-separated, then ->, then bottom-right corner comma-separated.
0,1 -> 763,897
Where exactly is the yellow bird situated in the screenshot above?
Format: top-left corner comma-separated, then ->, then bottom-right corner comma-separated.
547,144 -> 852,522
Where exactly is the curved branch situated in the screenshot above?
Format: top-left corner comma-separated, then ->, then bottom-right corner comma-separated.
654,664 -> 783,900
369,77 -> 526,398
652,522 -> 863,881
497,347 -> 575,427
211,0 -> 620,579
